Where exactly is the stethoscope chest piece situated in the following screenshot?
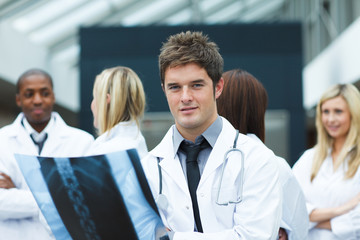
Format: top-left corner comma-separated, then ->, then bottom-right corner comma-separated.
156,194 -> 169,210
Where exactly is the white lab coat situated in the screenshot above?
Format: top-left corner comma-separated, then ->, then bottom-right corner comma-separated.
247,134 -> 308,240
86,120 -> 148,159
141,117 -> 282,240
293,148 -> 360,239
0,112 -> 94,240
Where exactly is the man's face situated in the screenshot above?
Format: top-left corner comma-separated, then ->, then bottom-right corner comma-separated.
16,74 -> 55,131
163,63 -> 223,139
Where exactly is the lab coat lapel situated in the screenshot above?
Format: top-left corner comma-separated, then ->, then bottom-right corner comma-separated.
9,115 -> 38,155
151,126 -> 190,196
199,118 -> 237,187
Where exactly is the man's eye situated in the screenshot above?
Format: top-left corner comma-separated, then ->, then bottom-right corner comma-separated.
24,92 -> 33,98
42,91 -> 50,97
168,86 -> 179,90
193,84 -> 203,88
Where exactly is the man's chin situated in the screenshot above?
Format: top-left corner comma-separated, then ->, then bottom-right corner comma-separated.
28,116 -> 51,125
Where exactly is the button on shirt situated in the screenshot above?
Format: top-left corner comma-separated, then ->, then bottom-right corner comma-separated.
173,116 -> 222,178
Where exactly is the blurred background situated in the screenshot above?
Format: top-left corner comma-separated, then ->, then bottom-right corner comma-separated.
1,0 -> 360,165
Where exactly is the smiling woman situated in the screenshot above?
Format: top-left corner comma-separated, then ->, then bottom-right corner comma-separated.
293,83 -> 360,239
320,96 -> 351,155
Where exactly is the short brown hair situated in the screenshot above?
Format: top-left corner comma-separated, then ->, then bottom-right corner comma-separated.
159,31 -> 223,88
17,69 -> 53,93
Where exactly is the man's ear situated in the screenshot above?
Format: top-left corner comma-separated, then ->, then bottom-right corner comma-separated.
161,84 -> 166,93
15,94 -> 21,107
215,77 -> 224,99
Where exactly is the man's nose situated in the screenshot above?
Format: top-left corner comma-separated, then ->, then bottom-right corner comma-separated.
33,93 -> 42,104
180,87 -> 193,103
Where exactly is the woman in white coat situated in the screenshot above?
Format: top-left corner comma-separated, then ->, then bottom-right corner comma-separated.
217,69 -> 309,240
87,66 -> 148,158
87,66 -> 167,240
293,84 -> 360,239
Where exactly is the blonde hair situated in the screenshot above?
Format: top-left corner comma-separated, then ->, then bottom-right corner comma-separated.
311,84 -> 360,181
92,66 -> 145,135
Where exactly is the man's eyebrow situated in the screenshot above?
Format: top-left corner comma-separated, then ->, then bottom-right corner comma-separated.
22,87 -> 52,93
192,79 -> 205,83
166,82 -> 178,87
22,88 -> 35,92
166,79 -> 205,87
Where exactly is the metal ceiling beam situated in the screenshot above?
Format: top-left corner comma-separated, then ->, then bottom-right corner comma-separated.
0,0 -> 44,19
94,0 -> 153,26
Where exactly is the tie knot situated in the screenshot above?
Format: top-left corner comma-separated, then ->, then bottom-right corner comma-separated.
30,133 -> 48,154
180,139 -> 209,163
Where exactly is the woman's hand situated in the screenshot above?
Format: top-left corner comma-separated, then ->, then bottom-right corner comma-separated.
315,220 -> 331,230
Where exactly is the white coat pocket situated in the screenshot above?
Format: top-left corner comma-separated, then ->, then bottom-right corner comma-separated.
211,186 -> 237,228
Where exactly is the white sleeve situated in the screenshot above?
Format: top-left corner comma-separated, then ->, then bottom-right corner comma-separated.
331,204 -> 360,239
292,149 -> 318,230
279,163 -> 309,240
0,159 -> 39,220
0,188 -> 39,220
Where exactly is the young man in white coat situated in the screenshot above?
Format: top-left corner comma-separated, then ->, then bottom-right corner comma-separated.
0,69 -> 94,240
141,31 -> 282,240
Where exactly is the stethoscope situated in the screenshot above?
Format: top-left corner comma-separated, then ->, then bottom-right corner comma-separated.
156,130 -> 244,210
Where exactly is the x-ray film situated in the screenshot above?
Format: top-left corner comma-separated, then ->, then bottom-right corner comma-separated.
15,149 -> 166,240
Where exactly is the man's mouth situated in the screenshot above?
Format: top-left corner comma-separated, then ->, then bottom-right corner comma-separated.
32,108 -> 44,115
180,106 -> 197,113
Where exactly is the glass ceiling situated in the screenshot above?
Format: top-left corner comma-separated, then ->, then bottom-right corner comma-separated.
0,0 -> 285,111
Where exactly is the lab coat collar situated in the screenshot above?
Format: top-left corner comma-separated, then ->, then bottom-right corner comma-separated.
94,121 -> 139,145
10,112 -> 69,138
152,125 -> 177,159
9,112 -> 77,156
151,117 -> 249,192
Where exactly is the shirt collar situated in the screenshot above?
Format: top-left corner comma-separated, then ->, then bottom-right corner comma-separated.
172,116 -> 222,157
22,114 -> 55,142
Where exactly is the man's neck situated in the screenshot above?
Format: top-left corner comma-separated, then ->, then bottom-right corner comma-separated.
23,115 -> 52,134
176,125 -> 208,143
31,122 -> 49,133
175,116 -> 221,143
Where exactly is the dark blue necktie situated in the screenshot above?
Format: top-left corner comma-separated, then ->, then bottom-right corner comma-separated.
180,139 -> 209,232
30,133 -> 48,154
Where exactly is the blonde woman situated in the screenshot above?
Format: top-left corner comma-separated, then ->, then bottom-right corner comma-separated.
87,66 -> 148,158
87,66 -> 169,240
293,84 -> 360,239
